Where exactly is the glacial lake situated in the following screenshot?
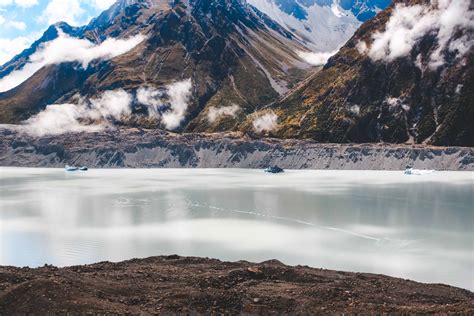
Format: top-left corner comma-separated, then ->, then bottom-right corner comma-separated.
0,168 -> 472,290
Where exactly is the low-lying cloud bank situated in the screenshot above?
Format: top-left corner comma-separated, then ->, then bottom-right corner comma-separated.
207,104 -> 240,123
21,79 -> 193,136
0,31 -> 146,93
23,89 -> 132,136
136,79 -> 193,130
298,50 -> 338,66
163,79 -> 193,130
363,0 -> 473,68
253,111 -> 278,133
136,86 -> 163,118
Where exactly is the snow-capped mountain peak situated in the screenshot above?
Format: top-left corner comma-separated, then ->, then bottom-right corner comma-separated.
247,0 -> 390,52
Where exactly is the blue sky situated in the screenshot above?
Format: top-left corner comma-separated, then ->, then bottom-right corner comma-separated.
0,0 -> 116,64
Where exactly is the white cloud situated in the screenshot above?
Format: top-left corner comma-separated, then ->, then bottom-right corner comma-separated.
5,19 -> 26,30
23,89 -> 132,136
23,80 -> 194,135
89,0 -> 116,10
0,31 -> 145,92
253,111 -> 278,133
161,79 -> 193,130
14,0 -> 38,8
0,0 -> 37,7
136,86 -> 163,117
297,50 -> 338,66
28,31 -> 145,67
88,89 -> 132,120
0,15 -> 26,30
23,103 -> 103,135
366,0 -> 474,68
0,36 -> 31,64
136,79 -> 193,130
0,0 -> 13,6
40,0 -> 85,25
207,104 -> 240,123
356,41 -> 368,55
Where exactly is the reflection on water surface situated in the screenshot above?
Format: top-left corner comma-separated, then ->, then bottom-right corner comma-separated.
0,168 -> 472,290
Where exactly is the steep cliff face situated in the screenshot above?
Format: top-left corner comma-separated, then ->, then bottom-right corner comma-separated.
0,0 -> 311,130
1,127 -> 472,169
245,0 -> 473,146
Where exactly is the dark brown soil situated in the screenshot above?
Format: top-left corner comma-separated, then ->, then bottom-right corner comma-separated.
0,255 -> 472,315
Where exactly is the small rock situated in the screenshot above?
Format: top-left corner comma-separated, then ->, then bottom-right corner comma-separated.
247,267 -> 261,274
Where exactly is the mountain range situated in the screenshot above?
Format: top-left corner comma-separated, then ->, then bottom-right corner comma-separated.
244,0 -> 474,146
0,0 -> 472,146
0,0 -> 312,129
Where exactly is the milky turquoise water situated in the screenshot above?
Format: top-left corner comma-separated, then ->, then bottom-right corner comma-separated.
0,168 -> 472,290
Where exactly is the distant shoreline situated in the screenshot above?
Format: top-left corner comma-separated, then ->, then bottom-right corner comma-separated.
0,128 -> 472,170
0,255 -> 472,314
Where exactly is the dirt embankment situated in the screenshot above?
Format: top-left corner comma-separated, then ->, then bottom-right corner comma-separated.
0,255 -> 472,314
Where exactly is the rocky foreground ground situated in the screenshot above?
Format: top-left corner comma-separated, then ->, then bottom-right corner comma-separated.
0,127 -> 473,170
0,255 -> 472,314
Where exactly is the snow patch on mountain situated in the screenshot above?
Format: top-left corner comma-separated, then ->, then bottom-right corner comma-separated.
248,0 -> 360,52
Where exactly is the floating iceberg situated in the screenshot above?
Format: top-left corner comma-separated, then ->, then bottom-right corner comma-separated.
264,165 -> 284,174
65,165 -> 78,171
404,168 -> 435,175
65,165 -> 88,172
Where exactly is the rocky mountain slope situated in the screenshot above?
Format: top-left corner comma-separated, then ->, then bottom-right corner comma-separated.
0,0 -> 472,148
0,0 -> 311,129
244,0 -> 474,146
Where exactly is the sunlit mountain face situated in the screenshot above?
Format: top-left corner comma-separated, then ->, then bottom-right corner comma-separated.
0,0 -> 313,132
244,0 -> 474,146
256,0 -> 390,21
247,0 -> 391,51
